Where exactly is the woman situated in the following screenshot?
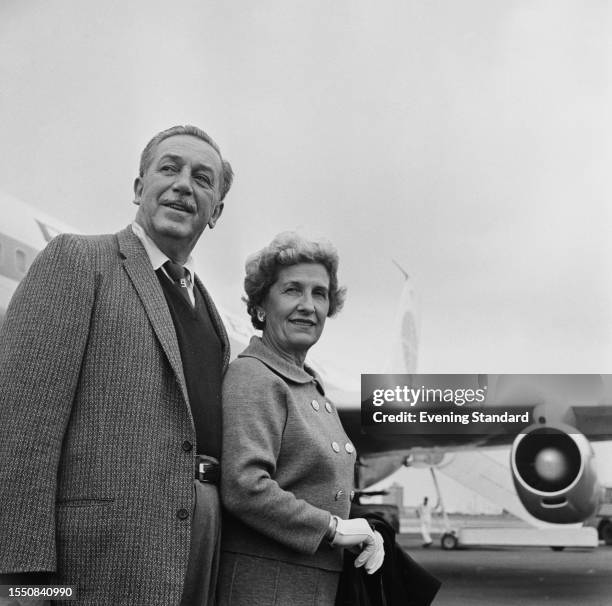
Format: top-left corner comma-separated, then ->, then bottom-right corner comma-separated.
218,232 -> 384,606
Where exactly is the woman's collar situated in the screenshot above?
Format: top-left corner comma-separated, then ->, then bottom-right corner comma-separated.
238,336 -> 326,394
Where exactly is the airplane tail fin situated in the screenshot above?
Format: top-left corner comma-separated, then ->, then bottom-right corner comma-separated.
385,261 -> 420,374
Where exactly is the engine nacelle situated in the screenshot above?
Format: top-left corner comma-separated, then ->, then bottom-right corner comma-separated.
510,424 -> 600,523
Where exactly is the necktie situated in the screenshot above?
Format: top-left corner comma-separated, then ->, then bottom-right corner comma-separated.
163,260 -> 192,305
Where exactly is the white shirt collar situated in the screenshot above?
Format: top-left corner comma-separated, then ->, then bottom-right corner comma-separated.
131,221 -> 196,279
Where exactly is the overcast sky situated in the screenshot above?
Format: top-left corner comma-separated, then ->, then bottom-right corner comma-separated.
2,1 -> 611,502
2,0 -> 610,378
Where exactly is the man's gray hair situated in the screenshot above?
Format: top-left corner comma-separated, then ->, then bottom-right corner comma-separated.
139,125 -> 234,200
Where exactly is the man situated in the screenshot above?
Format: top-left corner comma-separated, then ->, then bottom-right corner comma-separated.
0,125 -> 233,605
417,496 -> 433,548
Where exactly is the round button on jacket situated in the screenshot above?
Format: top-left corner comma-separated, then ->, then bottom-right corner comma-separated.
176,508 -> 189,520
331,441 -> 340,453
182,440 -> 193,452
345,442 -> 355,454
325,401 -> 333,413
311,399 -> 320,411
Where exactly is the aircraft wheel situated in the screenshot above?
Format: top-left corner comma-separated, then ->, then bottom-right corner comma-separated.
441,532 -> 458,550
598,519 -> 612,545
550,546 -> 565,552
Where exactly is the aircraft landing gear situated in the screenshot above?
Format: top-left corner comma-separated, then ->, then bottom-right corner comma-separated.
429,467 -> 459,549
441,531 -> 458,550
598,518 -> 612,545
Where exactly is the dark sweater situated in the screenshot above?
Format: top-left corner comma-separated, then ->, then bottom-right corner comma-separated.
157,271 -> 223,457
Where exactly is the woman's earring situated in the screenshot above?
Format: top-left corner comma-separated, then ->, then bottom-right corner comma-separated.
257,310 -> 266,323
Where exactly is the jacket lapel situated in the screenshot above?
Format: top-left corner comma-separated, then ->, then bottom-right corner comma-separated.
116,227 -> 190,407
194,274 -> 231,372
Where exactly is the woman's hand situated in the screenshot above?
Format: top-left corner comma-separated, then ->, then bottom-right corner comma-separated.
329,518 -> 385,574
329,517 -> 373,547
354,530 -> 385,574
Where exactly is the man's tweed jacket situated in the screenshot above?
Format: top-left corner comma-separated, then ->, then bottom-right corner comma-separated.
0,227 -> 230,605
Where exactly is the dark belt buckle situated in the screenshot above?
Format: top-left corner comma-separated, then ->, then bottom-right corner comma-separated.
195,456 -> 220,485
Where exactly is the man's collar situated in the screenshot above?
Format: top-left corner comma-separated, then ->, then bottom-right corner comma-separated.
131,222 -> 196,277
238,336 -> 325,393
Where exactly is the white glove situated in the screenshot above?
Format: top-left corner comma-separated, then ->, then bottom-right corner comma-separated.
354,530 -> 385,574
330,517 -> 374,548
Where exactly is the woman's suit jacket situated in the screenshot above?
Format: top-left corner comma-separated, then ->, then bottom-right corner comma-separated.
221,336 -> 357,572
0,227 -> 229,605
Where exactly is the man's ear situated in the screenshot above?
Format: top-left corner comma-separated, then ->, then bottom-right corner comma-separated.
208,202 -> 224,229
133,177 -> 143,205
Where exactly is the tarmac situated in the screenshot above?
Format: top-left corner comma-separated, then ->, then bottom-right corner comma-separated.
397,534 -> 612,606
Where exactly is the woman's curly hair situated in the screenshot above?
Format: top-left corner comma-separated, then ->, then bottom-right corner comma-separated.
244,231 -> 347,330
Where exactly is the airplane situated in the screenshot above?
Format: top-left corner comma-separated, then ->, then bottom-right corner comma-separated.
2,190 -> 612,549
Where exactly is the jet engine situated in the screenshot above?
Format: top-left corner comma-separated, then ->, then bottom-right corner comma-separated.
510,423 -> 600,523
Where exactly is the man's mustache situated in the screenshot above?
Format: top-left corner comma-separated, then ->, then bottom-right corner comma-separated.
162,198 -> 196,213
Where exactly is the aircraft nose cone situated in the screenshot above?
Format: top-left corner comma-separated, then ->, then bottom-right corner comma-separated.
534,447 -> 569,482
